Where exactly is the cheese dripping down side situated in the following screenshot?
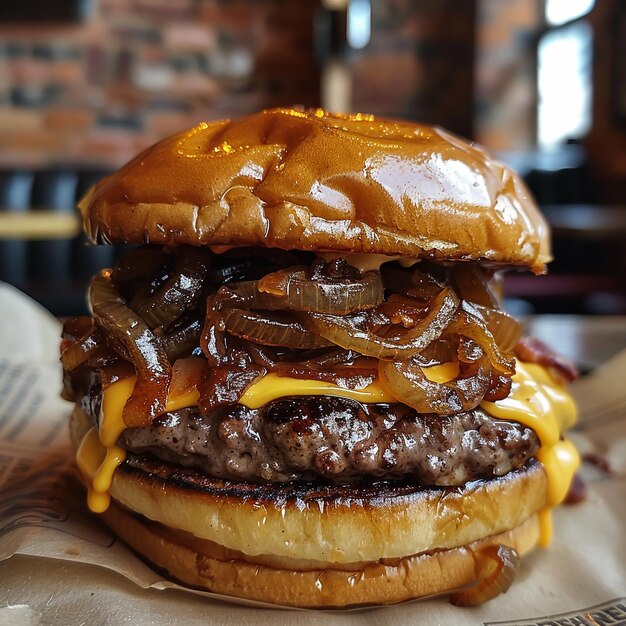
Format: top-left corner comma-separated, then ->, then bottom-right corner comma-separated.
481,361 -> 579,546
76,376 -> 200,513
76,359 -> 579,547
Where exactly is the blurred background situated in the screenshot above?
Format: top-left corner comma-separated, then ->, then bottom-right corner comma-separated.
0,0 -> 624,317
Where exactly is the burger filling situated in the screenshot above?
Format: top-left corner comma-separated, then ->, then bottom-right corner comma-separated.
79,377 -> 539,485
61,246 -> 576,510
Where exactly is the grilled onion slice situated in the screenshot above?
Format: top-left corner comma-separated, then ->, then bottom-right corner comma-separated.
301,287 -> 459,359
450,544 -> 520,606
378,355 -> 490,415
221,308 -> 332,349
89,271 -> 171,426
161,317 -> 202,361
224,268 -> 384,314
451,264 -> 498,308
131,246 -> 210,330
448,302 -> 516,374
471,304 -> 522,353
381,266 -> 444,303
60,327 -> 100,371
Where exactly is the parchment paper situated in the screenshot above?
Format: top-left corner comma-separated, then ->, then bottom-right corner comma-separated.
0,282 -> 624,625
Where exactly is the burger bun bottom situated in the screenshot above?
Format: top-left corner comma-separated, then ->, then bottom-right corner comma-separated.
101,501 -> 539,608
70,404 -> 543,607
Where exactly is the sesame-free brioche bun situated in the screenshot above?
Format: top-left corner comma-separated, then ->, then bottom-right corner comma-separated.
79,108 -> 551,272
70,404 -> 547,607
110,454 -> 547,566
102,502 -> 540,608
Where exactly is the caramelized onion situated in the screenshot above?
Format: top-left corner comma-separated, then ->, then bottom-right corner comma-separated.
112,245 -> 170,287
456,336 -> 485,363
161,317 -> 202,361
131,246 -> 210,330
381,266 -> 443,302
483,371 -> 513,401
448,302 -> 515,375
98,359 -> 136,388
367,298 -> 425,328
414,338 -> 456,366
275,363 -> 377,390
217,281 -> 279,309
449,544 -> 520,606
62,315 -> 94,340
301,287 -> 459,359
378,356 -> 490,415
286,347 -> 363,368
208,258 -> 256,286
198,364 -> 265,412
208,249 -> 307,288
221,308 -> 332,349
169,357 -> 209,397
89,271 -> 171,426
61,316 -> 96,400
208,270 -> 383,314
472,304 -> 522,353
252,268 -> 384,314
257,265 -> 307,295
451,264 -> 498,308
60,327 -> 100,371
200,314 -> 228,367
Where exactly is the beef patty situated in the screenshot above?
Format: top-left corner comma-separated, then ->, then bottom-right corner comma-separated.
101,395 -> 540,487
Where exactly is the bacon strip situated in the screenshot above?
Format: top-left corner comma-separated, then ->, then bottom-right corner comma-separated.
514,337 -> 578,383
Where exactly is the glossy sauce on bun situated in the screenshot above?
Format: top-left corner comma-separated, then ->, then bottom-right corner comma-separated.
80,108 -> 550,271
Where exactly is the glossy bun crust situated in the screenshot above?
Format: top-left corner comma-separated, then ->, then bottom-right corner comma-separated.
106,455 -> 544,607
110,452 -> 547,565
102,502 -> 540,608
80,108 -> 551,272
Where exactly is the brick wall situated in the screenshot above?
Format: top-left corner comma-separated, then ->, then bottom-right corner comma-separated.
0,0 -> 558,165
0,0 -> 320,169
475,0 -> 541,151
350,0 -> 476,139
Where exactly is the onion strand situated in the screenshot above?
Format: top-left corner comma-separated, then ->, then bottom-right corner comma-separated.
448,301 -> 516,375
450,544 -> 520,606
131,246 -> 210,330
230,269 -> 385,314
378,354 -> 490,415
90,271 -> 171,426
60,327 -> 100,371
301,287 -> 459,360
221,308 -> 332,349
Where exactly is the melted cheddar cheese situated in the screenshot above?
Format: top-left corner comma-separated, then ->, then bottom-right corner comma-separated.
76,376 -> 134,512
480,361 -> 579,545
77,358 -> 579,546
76,375 -> 200,513
481,362 -> 576,447
422,361 -> 459,383
239,374 -> 395,409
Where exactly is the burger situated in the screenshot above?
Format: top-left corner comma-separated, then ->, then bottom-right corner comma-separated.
61,108 -> 579,608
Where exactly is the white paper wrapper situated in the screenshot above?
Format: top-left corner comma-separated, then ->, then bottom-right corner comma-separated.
0,283 -> 625,625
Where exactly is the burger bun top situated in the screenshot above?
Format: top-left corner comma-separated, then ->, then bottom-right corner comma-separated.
80,108 -> 550,272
